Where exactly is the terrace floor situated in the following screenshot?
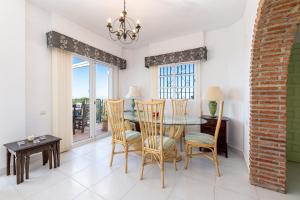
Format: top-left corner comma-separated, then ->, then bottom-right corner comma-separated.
73,123 -> 107,142
1,136 -> 299,200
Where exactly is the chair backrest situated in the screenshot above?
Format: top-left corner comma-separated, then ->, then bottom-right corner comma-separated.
82,103 -> 89,117
106,99 -> 125,142
171,99 -> 188,117
213,101 -> 224,145
136,100 -> 165,151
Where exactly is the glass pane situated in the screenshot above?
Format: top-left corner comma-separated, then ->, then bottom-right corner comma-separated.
159,63 -> 195,100
72,56 -> 90,142
95,63 -> 109,137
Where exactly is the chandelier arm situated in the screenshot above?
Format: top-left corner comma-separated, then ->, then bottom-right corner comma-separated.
108,29 -> 119,34
109,33 -> 118,41
127,34 -> 135,41
119,21 -> 124,33
126,28 -> 136,36
125,17 -> 134,30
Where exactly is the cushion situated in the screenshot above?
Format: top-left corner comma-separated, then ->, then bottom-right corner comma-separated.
144,136 -> 176,150
185,132 -> 214,144
125,130 -> 141,142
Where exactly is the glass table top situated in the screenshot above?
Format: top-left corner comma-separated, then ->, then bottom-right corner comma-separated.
124,111 -> 207,125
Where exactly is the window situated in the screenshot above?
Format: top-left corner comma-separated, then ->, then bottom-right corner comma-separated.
159,63 -> 195,99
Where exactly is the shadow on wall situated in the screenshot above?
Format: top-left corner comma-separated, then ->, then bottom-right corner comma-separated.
226,88 -> 245,151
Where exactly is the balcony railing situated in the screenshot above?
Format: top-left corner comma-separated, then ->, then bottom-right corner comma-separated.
72,98 -> 106,123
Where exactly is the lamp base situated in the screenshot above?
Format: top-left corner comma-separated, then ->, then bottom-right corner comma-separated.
208,101 -> 217,117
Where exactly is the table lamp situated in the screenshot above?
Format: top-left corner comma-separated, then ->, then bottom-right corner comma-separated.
206,86 -> 223,117
126,86 -> 140,113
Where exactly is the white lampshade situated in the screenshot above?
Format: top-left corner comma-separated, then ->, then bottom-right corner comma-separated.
206,86 -> 223,101
126,86 -> 140,98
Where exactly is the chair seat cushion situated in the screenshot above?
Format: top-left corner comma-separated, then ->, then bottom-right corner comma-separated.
144,136 -> 176,150
125,130 -> 141,142
185,132 -> 214,144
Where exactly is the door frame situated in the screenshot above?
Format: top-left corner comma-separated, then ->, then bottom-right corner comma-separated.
72,54 -> 113,145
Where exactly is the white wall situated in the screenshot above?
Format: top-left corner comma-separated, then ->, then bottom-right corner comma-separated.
0,0 -> 26,169
119,0 -> 260,162
203,22 -> 246,152
25,2 -> 52,136
241,0 -> 260,168
25,2 -> 123,136
120,32 -> 204,118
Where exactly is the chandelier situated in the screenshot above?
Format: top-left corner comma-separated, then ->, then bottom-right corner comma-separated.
106,0 -> 141,44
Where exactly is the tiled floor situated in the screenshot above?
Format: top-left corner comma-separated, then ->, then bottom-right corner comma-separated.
0,136 -> 299,200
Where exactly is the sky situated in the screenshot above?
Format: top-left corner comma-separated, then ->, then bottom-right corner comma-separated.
72,56 -> 109,99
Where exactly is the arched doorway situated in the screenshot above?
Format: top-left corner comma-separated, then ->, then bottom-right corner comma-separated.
249,0 -> 300,193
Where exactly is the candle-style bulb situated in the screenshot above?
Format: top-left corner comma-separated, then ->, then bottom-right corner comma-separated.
136,19 -> 140,25
107,18 -> 112,24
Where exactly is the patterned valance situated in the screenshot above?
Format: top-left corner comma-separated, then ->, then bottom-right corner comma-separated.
144,47 -> 207,68
46,31 -> 126,69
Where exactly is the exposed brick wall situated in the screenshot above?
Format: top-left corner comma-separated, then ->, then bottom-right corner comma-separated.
250,0 -> 300,193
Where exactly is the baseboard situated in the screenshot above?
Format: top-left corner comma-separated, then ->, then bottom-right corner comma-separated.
228,145 -> 244,158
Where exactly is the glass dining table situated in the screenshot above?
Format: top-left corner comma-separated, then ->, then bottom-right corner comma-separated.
124,111 -> 207,126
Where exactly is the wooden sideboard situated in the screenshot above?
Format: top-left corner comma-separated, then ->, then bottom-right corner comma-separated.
200,115 -> 230,157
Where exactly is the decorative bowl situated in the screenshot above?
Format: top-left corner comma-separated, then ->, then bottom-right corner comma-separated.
27,135 -> 35,142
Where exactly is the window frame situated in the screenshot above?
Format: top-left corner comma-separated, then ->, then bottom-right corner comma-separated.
158,62 -> 196,100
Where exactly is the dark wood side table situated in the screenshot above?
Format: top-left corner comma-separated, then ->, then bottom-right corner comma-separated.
4,135 -> 61,184
200,115 -> 230,157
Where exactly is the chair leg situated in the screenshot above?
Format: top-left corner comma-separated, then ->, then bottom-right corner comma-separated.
109,142 -> 115,167
124,145 -> 128,173
184,144 -> 189,169
213,149 -> 220,176
160,157 -> 165,188
140,151 -> 145,180
173,145 -> 178,171
189,146 -> 193,158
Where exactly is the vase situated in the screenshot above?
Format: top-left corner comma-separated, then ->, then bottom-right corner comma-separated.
208,101 -> 217,117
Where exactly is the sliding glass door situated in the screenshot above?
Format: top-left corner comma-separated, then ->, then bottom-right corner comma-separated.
95,63 -> 110,137
72,57 -> 91,142
72,55 -> 110,143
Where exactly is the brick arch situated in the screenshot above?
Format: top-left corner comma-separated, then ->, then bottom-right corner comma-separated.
250,0 -> 300,193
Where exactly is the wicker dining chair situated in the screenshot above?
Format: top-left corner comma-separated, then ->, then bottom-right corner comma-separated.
136,100 -> 178,188
184,101 -> 224,176
170,99 -> 188,152
106,99 -> 141,173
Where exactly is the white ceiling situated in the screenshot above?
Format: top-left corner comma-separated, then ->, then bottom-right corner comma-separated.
28,0 -> 246,47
